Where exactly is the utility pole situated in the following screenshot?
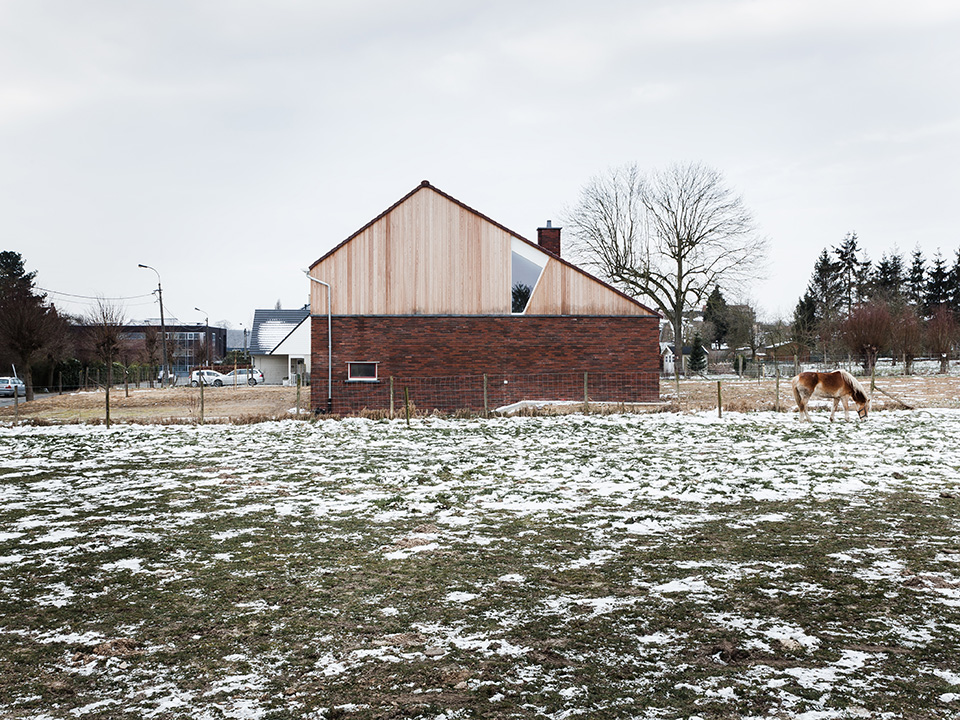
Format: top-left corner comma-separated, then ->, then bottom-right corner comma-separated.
139,264 -> 169,387
195,307 -> 209,368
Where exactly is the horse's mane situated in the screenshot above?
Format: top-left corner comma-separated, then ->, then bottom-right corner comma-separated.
838,369 -> 868,404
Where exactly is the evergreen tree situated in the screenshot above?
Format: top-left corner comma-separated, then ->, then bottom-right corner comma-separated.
834,232 -> 861,315
511,283 -> 532,313
854,255 -> 873,305
688,331 -> 707,373
792,290 -> 817,350
702,286 -> 729,349
873,250 -> 905,304
0,251 -> 62,401
805,249 -> 843,361
906,247 -> 926,308
0,251 -> 39,304
948,248 -> 960,314
808,250 -> 843,323
925,251 -> 951,314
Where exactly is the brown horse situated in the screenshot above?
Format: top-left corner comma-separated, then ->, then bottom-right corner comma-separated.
791,369 -> 870,422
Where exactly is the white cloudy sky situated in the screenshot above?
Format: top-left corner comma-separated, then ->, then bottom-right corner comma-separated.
2,0 -> 959,330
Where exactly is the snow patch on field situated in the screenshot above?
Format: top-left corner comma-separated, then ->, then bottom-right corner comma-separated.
3,410 -> 960,717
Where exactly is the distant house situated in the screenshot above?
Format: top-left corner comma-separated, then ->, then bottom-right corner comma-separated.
660,343 -> 676,376
661,343 -> 709,376
249,308 -> 311,385
306,181 -> 661,413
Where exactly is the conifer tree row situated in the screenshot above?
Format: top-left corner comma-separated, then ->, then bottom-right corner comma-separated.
792,236 -> 960,372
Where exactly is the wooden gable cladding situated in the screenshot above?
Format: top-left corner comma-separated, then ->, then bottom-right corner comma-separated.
310,184 -> 511,315
524,258 -> 653,316
308,181 -> 657,318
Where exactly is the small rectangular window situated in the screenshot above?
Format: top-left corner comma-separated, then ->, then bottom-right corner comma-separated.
347,362 -> 379,382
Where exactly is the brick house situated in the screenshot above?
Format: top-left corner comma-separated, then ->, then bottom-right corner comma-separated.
307,181 -> 660,413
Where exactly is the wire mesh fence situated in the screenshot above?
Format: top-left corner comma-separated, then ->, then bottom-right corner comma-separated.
320,371 -> 661,415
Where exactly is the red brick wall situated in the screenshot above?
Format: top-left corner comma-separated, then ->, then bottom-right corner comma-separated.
311,315 -> 660,413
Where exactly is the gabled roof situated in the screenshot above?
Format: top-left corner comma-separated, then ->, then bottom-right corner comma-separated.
309,180 -> 531,270
308,181 -> 658,317
250,308 -> 309,354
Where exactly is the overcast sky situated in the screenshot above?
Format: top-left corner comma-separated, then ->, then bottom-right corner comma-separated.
3,0 -> 959,331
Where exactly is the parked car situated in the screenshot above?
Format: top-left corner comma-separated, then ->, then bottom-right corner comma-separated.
0,377 -> 26,397
190,369 -> 227,387
223,368 -> 265,386
156,370 -> 179,385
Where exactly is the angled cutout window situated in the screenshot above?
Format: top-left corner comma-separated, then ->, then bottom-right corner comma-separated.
511,238 -> 547,314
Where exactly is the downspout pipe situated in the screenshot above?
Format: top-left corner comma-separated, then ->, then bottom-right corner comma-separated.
304,271 -> 333,413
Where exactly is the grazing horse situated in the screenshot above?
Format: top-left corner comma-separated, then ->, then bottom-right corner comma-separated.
791,369 -> 870,422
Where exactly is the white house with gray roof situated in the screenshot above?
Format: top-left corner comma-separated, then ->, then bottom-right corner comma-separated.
249,308 -> 311,385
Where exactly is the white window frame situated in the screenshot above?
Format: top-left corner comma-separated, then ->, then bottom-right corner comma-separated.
347,361 -> 379,382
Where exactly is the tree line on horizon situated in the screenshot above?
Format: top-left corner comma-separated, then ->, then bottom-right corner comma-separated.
791,233 -> 960,373
0,250 -> 222,403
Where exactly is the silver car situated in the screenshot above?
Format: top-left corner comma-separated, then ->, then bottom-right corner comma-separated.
0,377 -> 26,397
223,368 -> 265,386
190,369 -> 227,387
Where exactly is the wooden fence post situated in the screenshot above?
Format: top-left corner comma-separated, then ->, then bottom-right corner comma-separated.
717,380 -> 722,418
583,372 -> 589,413
775,364 -> 782,412
403,386 -> 411,427
483,374 -> 489,418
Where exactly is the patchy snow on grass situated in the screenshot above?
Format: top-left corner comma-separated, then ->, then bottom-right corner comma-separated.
2,410 -> 960,718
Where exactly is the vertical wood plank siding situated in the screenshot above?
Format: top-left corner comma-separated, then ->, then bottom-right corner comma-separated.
309,186 -> 654,318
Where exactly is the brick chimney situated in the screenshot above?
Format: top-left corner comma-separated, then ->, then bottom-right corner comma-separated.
537,220 -> 561,257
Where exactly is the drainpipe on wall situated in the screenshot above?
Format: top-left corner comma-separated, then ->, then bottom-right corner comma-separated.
304,271 -> 333,414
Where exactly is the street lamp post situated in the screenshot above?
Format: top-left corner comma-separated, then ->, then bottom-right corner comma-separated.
194,307 -> 209,369
304,271 -> 332,413
138,264 -> 169,387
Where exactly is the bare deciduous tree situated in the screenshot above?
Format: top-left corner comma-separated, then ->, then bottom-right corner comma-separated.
565,162 -> 767,355
926,305 -> 958,374
86,299 -> 126,427
842,303 -> 892,374
889,307 -> 924,374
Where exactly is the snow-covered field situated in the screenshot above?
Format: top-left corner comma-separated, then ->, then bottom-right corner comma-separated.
2,411 -> 960,719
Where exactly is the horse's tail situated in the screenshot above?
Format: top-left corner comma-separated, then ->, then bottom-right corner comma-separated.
791,375 -> 804,410
840,369 -> 868,405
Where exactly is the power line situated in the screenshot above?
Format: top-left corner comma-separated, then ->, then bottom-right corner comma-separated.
37,286 -> 156,301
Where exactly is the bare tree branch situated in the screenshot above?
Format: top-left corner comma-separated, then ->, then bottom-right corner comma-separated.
564,162 -> 767,351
